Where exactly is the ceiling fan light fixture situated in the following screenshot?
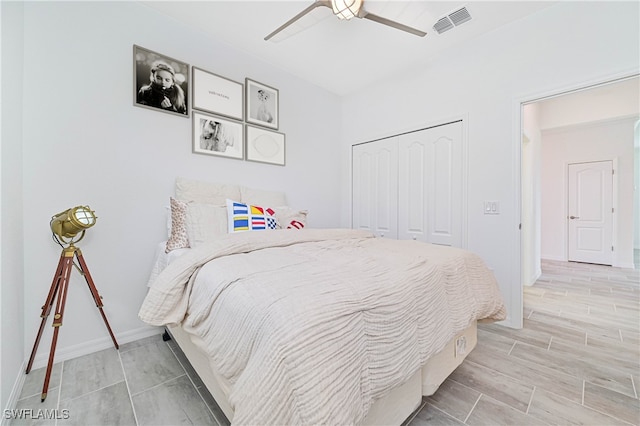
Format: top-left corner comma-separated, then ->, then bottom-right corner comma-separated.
331,0 -> 362,20
264,0 -> 426,41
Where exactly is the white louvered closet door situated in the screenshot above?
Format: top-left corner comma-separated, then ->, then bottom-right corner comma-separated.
398,121 -> 463,247
352,137 -> 399,239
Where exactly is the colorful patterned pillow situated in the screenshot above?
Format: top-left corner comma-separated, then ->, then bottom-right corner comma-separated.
226,199 -> 279,232
287,220 -> 305,229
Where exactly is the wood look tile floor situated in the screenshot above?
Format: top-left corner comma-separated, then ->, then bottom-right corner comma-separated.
13,259 -> 639,426
407,258 -> 640,426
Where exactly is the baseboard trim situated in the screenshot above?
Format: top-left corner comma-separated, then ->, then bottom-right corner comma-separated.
541,255 -> 566,262
1,359 -> 28,426
27,325 -> 161,371
613,262 -> 636,269
542,257 -> 635,270
523,268 -> 542,286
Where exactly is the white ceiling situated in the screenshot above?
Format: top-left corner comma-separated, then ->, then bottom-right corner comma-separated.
141,1 -> 557,96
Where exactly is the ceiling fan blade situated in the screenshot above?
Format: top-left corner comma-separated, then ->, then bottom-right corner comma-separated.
265,0 -> 332,41
362,12 -> 426,37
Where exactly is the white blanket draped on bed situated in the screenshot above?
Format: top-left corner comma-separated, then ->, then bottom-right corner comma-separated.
139,228 -> 506,425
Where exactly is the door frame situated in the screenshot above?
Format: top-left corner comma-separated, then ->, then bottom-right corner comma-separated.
512,69 -> 638,329
564,158 -> 618,264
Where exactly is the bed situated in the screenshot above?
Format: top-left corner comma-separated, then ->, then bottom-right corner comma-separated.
138,178 -> 506,425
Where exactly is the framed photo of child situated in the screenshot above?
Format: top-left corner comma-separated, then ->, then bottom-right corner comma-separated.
133,45 -> 189,117
246,78 -> 279,130
192,111 -> 244,160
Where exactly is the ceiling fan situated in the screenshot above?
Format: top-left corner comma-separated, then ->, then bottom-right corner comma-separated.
264,0 -> 427,41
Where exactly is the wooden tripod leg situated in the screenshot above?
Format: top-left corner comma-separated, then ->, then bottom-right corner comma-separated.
26,251 -> 66,374
41,250 -> 74,402
75,249 -> 119,350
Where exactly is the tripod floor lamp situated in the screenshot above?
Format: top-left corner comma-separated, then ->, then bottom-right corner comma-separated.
26,206 -> 119,402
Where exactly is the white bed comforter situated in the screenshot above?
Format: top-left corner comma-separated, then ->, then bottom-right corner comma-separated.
139,228 -> 506,425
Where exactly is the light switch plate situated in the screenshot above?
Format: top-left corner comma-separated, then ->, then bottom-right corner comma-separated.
484,201 -> 500,215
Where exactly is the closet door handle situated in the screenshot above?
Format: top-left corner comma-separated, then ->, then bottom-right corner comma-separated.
569,215 -> 580,220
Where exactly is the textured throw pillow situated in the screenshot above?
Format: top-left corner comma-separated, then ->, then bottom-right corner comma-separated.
185,203 -> 228,248
226,199 -> 279,232
166,197 -> 190,252
273,207 -> 308,229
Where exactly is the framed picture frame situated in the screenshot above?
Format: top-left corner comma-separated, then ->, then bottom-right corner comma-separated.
192,67 -> 243,120
245,124 -> 285,166
246,78 -> 279,130
193,111 -> 244,160
133,45 -> 189,117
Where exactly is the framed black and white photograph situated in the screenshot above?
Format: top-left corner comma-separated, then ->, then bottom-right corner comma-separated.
193,111 -> 244,160
246,78 -> 279,130
133,45 -> 189,117
192,67 -> 243,120
246,125 -> 285,166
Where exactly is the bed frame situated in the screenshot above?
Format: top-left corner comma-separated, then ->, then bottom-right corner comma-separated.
165,321 -> 477,425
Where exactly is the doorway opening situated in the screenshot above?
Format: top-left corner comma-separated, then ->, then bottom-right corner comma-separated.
518,74 -> 639,321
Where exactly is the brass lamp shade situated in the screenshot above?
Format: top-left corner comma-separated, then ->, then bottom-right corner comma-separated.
50,206 -> 97,240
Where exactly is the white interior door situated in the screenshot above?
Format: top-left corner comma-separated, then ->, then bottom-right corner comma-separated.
398,122 -> 462,246
567,161 -> 613,265
352,138 -> 398,238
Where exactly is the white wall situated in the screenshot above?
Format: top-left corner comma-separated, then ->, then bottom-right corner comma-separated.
18,1 -> 343,368
635,121 -> 640,251
1,1 -> 26,413
340,1 -> 640,327
522,103 -> 542,286
541,118 -> 637,268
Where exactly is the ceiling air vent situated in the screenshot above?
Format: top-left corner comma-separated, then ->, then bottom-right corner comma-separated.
449,7 -> 471,26
433,17 -> 454,34
433,6 -> 472,35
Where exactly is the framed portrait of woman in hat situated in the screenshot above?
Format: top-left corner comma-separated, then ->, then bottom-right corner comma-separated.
133,45 -> 189,117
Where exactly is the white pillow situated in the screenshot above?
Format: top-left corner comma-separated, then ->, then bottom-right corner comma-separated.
175,177 -> 241,204
273,207 -> 308,229
184,203 -> 228,248
240,186 -> 287,207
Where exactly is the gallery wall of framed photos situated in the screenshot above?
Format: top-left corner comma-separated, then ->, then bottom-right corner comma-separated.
133,45 -> 286,166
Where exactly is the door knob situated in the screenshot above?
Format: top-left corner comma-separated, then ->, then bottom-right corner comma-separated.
569,215 -> 580,219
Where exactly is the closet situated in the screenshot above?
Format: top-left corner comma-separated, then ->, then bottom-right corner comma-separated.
352,120 -> 464,247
